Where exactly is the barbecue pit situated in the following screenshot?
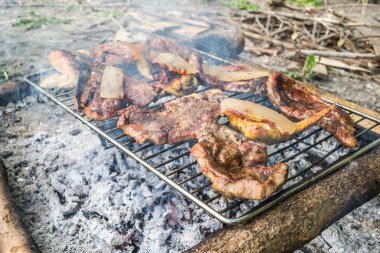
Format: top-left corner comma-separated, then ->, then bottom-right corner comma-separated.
1,1 -> 380,252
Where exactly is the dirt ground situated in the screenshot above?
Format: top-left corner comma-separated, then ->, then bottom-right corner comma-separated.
0,0 -> 379,252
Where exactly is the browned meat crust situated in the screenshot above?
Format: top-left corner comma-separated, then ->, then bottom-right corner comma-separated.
149,37 -> 193,61
124,76 -> 157,107
204,75 -> 268,94
117,90 -> 226,145
191,125 -> 288,200
73,63 -> 156,121
267,72 -> 356,148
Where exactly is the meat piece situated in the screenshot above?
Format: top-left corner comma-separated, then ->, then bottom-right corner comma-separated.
124,76 -> 157,107
75,63 -> 157,121
117,90 -> 226,145
153,52 -> 202,97
40,50 -> 80,88
267,72 -> 357,148
221,98 -> 334,144
77,65 -> 128,120
191,125 -> 288,200
92,41 -> 153,79
149,37 -> 193,61
93,41 -> 143,62
153,70 -> 199,97
203,75 -> 268,94
152,53 -> 196,75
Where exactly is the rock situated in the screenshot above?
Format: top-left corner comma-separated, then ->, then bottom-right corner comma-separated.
0,150 -> 13,159
69,128 -> 81,136
4,103 -> 15,114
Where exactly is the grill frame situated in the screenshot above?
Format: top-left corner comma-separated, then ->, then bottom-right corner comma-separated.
23,57 -> 380,225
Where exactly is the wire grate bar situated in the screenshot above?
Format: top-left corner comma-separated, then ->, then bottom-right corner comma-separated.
59,96 -> 73,103
166,161 -> 197,177
219,200 -> 245,214
279,134 -> 334,163
104,127 -> 120,133
268,128 -> 323,157
355,122 -> 379,138
205,194 -> 222,204
154,151 -> 191,168
133,143 -> 155,153
121,139 -> 136,146
55,90 -> 74,98
178,172 -> 203,185
143,142 -> 187,160
288,144 -> 342,181
95,117 -> 118,127
191,183 -> 212,194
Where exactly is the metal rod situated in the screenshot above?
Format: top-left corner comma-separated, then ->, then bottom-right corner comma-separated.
178,172 -> 203,186
143,142 -> 187,160
59,96 -> 74,103
133,143 -> 155,153
166,161 -> 197,177
205,194 -> 222,204
154,151 -> 191,168
55,90 -> 74,98
191,183 -> 212,194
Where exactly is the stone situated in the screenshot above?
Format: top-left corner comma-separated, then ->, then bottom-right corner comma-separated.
0,81 -> 30,106
69,128 -> 81,136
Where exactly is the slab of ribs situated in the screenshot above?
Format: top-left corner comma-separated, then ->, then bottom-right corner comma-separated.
41,33 -> 357,200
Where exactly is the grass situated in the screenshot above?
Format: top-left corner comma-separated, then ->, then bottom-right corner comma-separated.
302,54 -> 319,80
285,0 -> 324,8
12,11 -> 71,31
283,55 -> 320,81
0,64 -> 23,82
284,71 -> 302,80
221,0 -> 260,11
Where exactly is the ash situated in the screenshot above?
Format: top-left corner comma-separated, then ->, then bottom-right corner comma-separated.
0,96 -> 222,253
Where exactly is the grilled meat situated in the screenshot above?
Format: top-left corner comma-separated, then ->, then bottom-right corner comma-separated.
221,98 -> 335,144
117,89 -> 226,145
203,74 -> 268,94
74,63 -> 157,121
267,72 -> 356,148
149,37 -> 193,61
153,52 -> 202,97
92,41 -> 153,80
40,50 -> 81,88
154,72 -> 199,97
124,76 -> 157,107
191,125 -> 288,200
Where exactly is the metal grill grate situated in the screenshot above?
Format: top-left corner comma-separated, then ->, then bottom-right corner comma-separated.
23,56 -> 380,225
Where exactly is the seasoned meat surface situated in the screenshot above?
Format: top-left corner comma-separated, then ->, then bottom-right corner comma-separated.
267,72 -> 356,148
124,76 -> 157,107
191,125 -> 288,200
73,62 -> 156,121
117,89 -> 226,145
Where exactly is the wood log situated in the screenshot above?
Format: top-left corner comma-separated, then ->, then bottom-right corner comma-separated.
188,146 -> 380,253
0,160 -> 39,253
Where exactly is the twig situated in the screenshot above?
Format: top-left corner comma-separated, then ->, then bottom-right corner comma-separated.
300,49 -> 378,59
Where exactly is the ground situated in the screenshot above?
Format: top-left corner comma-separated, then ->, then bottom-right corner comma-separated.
0,0 -> 379,252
